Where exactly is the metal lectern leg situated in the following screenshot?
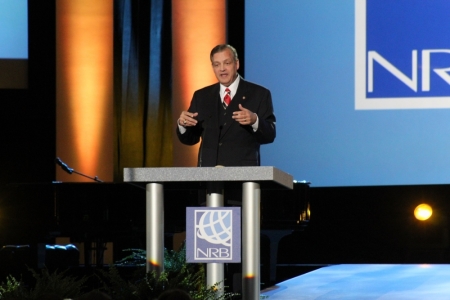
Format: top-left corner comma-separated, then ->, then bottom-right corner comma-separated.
206,182 -> 224,295
146,183 -> 164,274
242,181 -> 261,300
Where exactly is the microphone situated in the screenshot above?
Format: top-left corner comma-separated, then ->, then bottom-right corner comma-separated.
216,123 -> 223,166
55,157 -> 74,174
198,114 -> 210,167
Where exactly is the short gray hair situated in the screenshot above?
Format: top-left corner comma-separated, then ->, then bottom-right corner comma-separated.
210,44 -> 239,62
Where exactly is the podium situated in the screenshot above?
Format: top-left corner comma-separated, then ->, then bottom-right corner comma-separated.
124,166 -> 293,299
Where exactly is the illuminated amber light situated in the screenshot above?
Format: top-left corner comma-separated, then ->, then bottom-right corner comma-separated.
414,203 -> 433,221
56,1 -> 113,181
149,260 -> 160,268
172,0 -> 226,166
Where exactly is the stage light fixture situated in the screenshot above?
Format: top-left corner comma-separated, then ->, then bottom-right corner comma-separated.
414,203 -> 433,221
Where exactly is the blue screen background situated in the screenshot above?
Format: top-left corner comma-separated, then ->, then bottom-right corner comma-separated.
245,0 -> 450,187
0,0 -> 28,59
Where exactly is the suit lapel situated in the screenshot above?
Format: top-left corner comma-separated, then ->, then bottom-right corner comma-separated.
204,84 -> 220,132
232,78 -> 248,108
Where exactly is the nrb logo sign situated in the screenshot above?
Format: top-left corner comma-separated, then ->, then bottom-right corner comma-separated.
186,207 -> 241,263
355,0 -> 450,109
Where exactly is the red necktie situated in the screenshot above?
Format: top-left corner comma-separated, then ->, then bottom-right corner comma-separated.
224,88 -> 231,108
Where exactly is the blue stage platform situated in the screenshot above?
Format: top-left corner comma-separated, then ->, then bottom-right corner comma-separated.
261,264 -> 450,299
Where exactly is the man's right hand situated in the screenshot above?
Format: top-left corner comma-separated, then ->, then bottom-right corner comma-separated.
178,111 -> 198,127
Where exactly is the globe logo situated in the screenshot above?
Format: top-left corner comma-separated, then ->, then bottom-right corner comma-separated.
186,207 -> 240,263
196,210 -> 232,247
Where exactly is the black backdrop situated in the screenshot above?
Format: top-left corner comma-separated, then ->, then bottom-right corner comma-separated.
0,1 -> 56,184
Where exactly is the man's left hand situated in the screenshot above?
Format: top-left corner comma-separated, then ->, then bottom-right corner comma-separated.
233,104 -> 257,125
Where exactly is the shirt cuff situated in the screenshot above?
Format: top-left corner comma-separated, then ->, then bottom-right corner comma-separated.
178,119 -> 187,134
251,115 -> 259,132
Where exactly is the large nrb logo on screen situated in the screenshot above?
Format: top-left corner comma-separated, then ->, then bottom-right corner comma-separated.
186,207 -> 241,263
355,0 -> 450,110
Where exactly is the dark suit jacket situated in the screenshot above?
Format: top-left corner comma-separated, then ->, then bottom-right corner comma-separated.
177,78 -> 276,166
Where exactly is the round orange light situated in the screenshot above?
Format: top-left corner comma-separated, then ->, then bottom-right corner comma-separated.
414,204 -> 433,221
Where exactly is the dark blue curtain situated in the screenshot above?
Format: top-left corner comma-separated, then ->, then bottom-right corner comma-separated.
113,0 -> 172,181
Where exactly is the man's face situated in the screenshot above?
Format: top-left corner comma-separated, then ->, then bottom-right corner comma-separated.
211,48 -> 239,87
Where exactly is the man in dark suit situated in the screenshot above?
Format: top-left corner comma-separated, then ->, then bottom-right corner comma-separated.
177,44 -> 276,167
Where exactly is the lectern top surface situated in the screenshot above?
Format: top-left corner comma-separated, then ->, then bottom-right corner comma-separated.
123,166 -> 293,190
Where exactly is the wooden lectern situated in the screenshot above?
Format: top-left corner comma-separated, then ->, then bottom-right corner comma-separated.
124,166 -> 293,300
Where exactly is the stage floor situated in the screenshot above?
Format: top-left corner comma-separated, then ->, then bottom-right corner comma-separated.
261,264 -> 450,299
